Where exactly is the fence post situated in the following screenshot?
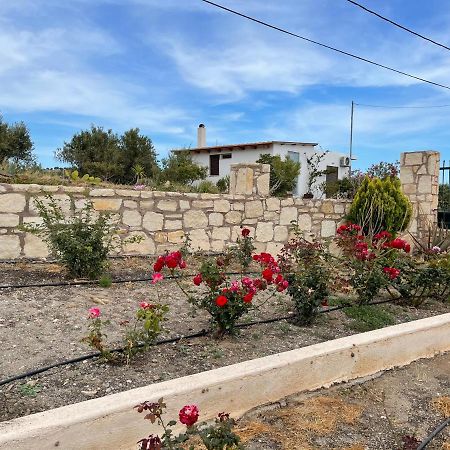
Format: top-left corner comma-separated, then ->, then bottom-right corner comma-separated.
400,150 -> 440,241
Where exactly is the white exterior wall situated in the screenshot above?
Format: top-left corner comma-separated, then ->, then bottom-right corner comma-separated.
190,147 -> 274,182
188,144 -> 349,197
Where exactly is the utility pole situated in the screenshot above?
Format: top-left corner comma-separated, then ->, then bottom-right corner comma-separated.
349,100 -> 354,176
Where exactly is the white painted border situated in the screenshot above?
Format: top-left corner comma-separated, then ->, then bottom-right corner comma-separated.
1,313 -> 449,450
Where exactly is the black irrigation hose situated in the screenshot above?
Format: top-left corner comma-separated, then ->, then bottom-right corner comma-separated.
0,271 -> 261,290
417,417 -> 450,449
0,297 -> 400,387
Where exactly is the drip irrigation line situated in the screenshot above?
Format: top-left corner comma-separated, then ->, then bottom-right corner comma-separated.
417,417 -> 450,449
0,271 -> 261,290
0,297 -> 399,387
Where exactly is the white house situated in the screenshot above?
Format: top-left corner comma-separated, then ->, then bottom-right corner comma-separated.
173,124 -> 350,197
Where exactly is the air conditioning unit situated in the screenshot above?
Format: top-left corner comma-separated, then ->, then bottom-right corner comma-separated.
339,156 -> 350,167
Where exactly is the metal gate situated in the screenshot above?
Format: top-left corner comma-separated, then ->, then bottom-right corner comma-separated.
438,159 -> 450,228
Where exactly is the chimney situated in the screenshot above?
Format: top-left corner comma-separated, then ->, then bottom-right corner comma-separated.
197,123 -> 206,148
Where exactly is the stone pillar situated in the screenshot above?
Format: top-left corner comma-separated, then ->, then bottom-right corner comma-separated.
400,150 -> 440,240
229,163 -> 270,197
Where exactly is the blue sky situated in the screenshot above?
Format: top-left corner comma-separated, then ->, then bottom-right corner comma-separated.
1,0 -> 450,169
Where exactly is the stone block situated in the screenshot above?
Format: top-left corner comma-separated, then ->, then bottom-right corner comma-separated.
154,231 -> 167,243
157,200 -> 178,211
233,167 -> 254,195
417,175 -> 432,194
266,241 -> 283,257
334,203 -> 345,214
141,200 -> 155,210
23,216 -> 44,226
298,214 -> 312,231
115,189 -> 140,197
30,194 -> 71,214
266,197 -> 280,211
281,198 -> 294,207
124,200 -> 138,209
184,210 -> 208,228
256,173 -> 270,196
280,207 -> 298,225
0,214 -> 19,227
225,211 -> 242,225
274,225 -> 288,242
245,200 -> 263,218
214,200 -> 231,213
189,229 -> 210,251
143,212 -> 164,231
167,230 -> 185,244
0,193 -> 26,213
123,232 -> 155,255
92,198 -> 122,211
24,234 -> 49,258
179,200 -> 190,210
263,211 -> 278,220
122,210 -> 142,227
256,222 -> 274,242
209,213 -> 224,226
232,202 -> 245,211
211,240 -> 225,252
320,201 -> 334,215
211,227 -> 230,241
90,188 -> 115,197
192,200 -> 213,209
164,220 -> 182,230
404,152 -> 423,166
321,220 -> 336,237
0,235 -> 21,258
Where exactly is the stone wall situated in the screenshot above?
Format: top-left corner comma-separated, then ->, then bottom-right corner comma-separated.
400,151 -> 440,241
0,163 -> 350,260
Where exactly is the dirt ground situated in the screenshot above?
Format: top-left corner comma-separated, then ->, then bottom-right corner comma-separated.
238,353 -> 450,450
0,258 -> 448,423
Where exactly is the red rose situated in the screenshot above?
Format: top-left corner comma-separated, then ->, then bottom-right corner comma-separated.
404,243 -> 411,253
241,228 -> 250,237
179,259 -> 187,269
165,257 -> 178,269
262,268 -> 273,282
193,274 -> 202,286
179,405 -> 199,427
215,295 -> 228,307
243,292 -> 253,303
383,267 -> 400,280
153,258 -> 164,272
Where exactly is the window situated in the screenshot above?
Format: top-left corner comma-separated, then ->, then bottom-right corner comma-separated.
221,153 -> 232,159
210,154 -> 220,176
325,166 -> 339,198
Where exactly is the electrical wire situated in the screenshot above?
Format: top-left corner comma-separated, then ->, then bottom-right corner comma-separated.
355,102 -> 450,109
346,0 -> 450,52
200,0 -> 450,91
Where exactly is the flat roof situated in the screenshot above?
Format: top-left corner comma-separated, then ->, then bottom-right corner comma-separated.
172,141 -> 318,153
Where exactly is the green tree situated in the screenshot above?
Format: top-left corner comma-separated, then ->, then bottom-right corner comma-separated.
347,176 -> 412,235
118,128 -> 159,183
256,154 -> 301,197
0,117 -> 35,165
160,151 -> 207,185
55,125 -> 121,180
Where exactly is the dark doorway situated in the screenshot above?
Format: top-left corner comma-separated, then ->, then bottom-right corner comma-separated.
210,154 -> 220,176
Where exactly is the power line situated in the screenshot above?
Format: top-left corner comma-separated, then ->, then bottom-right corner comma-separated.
346,0 -> 450,52
355,102 -> 450,109
200,0 -> 450,91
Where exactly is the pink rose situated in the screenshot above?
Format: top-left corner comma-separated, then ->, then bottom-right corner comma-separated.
88,307 -> 100,319
151,273 -> 164,284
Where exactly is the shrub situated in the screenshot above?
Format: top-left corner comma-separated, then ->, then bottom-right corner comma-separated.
216,176 -> 230,193
347,176 -> 412,235
278,231 -> 329,325
25,196 -> 116,279
196,180 -> 220,194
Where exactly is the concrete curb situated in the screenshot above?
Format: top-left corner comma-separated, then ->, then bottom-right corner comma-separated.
1,313 -> 449,450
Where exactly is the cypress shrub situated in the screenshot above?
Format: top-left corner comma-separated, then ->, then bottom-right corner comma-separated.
347,176 -> 412,235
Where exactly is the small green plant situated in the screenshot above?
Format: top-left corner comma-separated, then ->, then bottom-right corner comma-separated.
122,302 -> 169,364
344,305 -> 395,332
64,169 -> 101,184
24,195 -> 116,279
99,274 -> 113,288
347,176 -> 412,235
18,382 -> 41,398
